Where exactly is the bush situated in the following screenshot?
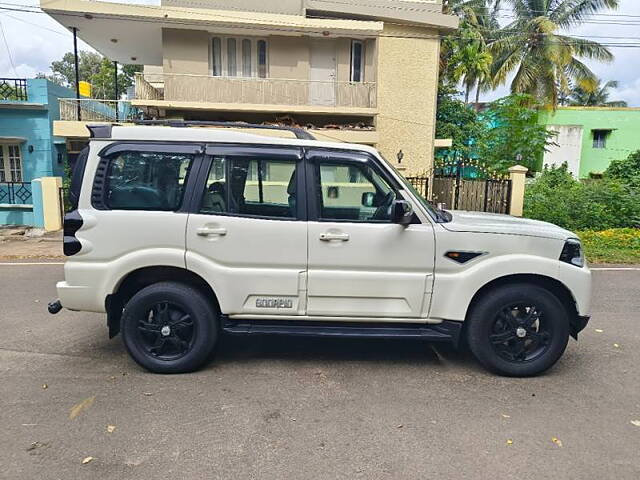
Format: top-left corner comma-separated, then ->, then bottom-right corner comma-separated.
605,150 -> 640,187
524,164 -> 640,231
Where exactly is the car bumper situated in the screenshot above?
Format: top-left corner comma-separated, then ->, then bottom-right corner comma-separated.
56,280 -> 106,312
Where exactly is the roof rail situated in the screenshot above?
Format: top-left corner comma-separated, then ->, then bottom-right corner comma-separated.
133,120 -> 317,141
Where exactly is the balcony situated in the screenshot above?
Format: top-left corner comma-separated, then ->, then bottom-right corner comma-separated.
59,99 -> 142,122
0,78 -> 28,102
134,73 -> 377,114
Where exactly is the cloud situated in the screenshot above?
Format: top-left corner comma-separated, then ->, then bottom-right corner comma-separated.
612,78 -> 640,107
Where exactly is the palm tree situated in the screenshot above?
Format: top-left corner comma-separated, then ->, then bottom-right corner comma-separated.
441,1 -> 498,103
450,32 -> 494,103
490,0 -> 619,106
568,79 -> 628,107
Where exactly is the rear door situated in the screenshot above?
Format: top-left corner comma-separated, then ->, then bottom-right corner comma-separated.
75,142 -> 200,267
185,144 -> 308,317
305,149 -> 436,319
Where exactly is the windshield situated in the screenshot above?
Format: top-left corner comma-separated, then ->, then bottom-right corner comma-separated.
382,155 -> 451,223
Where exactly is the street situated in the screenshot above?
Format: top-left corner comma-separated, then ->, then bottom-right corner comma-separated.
1,264 -> 639,479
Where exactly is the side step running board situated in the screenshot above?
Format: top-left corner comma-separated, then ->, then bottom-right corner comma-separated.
222,319 -> 462,345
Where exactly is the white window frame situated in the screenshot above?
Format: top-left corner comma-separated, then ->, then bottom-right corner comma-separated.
350,40 -> 365,83
0,143 -> 23,183
211,36 -> 269,79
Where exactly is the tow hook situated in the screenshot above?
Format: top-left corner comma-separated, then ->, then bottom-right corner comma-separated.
48,299 -> 63,315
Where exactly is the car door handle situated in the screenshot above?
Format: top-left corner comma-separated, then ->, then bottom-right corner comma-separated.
319,232 -> 350,242
197,227 -> 227,237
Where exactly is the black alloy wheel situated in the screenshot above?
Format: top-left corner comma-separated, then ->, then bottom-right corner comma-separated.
121,282 -> 218,374
136,301 -> 196,361
489,304 -> 552,363
466,284 -> 570,377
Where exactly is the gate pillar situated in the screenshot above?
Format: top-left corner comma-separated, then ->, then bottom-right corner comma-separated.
508,165 -> 528,217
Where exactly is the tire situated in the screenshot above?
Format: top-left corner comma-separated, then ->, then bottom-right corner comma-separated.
121,281 -> 218,374
466,284 -> 570,377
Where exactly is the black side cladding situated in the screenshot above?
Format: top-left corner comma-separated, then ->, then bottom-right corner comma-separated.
63,210 -> 83,256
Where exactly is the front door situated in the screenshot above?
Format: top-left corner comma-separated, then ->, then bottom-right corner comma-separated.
186,145 -> 308,317
309,40 -> 337,106
305,149 -> 436,319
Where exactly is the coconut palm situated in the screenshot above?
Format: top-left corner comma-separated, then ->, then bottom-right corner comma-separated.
441,0 -> 499,102
568,79 -> 628,107
490,0 -> 619,106
450,31 -> 494,103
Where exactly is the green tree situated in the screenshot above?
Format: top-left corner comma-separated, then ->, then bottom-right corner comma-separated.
489,0 -> 619,106
568,79 -> 628,107
449,30 -> 493,103
40,51 -> 141,99
441,0 -> 500,104
480,94 -> 555,172
435,84 -> 488,158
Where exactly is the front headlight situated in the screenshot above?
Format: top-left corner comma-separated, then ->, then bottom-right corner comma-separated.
560,238 -> 584,267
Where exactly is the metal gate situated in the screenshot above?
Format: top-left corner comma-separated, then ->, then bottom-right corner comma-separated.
406,158 -> 512,214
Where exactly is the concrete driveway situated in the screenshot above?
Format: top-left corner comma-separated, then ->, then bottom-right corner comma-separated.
1,264 -> 639,479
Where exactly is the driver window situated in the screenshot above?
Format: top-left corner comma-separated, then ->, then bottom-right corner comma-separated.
316,160 -> 396,222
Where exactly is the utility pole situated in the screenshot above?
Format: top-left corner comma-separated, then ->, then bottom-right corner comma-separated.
113,60 -> 119,121
72,27 -> 81,121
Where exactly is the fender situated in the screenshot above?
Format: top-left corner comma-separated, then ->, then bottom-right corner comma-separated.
429,254 -> 590,321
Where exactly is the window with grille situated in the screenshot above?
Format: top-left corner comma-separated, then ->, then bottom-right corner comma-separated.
211,37 -> 268,79
592,129 -> 611,149
0,144 -> 23,182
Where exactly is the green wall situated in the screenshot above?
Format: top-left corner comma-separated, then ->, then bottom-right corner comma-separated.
539,107 -> 640,178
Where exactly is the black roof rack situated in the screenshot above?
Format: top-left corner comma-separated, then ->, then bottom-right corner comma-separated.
132,120 -> 317,141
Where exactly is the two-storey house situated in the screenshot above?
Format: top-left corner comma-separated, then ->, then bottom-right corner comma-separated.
42,0 -> 457,174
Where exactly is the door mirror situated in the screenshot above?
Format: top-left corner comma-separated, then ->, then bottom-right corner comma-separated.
390,200 -> 414,226
361,191 -> 375,207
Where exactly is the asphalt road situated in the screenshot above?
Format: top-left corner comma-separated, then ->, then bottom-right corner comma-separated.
1,264 -> 639,479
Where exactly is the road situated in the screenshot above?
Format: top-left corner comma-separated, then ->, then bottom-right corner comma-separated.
1,264 -> 639,479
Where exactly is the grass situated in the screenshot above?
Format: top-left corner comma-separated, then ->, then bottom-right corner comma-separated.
577,228 -> 640,265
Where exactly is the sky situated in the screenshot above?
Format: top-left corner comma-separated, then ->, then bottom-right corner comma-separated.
1,0 -> 639,106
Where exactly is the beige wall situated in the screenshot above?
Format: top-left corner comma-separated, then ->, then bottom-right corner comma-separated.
375,24 -> 440,174
161,0 -> 304,15
163,28 -> 210,75
268,36 -> 309,80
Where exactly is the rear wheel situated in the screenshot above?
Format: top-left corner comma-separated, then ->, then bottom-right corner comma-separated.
466,284 -> 570,377
121,282 -> 218,373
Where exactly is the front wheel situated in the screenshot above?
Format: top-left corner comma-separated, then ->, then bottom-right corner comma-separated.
466,284 -> 570,377
121,282 -> 218,374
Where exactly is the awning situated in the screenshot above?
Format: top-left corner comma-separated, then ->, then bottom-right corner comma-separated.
41,0 -> 384,65
0,137 -> 27,143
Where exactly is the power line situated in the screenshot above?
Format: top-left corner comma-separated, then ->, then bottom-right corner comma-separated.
0,10 -> 68,36
0,15 -> 18,76
3,5 -> 640,47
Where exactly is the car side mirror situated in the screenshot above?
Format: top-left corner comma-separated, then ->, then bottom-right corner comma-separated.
390,200 -> 414,226
361,192 -> 375,207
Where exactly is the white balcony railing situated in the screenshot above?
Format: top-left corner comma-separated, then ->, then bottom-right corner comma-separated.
135,73 -> 377,109
59,99 -> 142,122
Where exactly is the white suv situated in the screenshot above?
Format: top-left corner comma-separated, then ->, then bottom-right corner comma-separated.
49,123 -> 592,377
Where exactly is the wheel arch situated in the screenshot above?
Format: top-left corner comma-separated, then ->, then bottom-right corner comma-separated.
105,266 -> 220,338
464,273 -> 581,338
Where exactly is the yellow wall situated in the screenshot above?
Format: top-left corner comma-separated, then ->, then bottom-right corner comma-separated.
375,24 -> 440,174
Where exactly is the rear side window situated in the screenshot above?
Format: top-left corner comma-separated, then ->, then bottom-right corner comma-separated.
200,156 -> 298,219
104,151 -> 194,211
